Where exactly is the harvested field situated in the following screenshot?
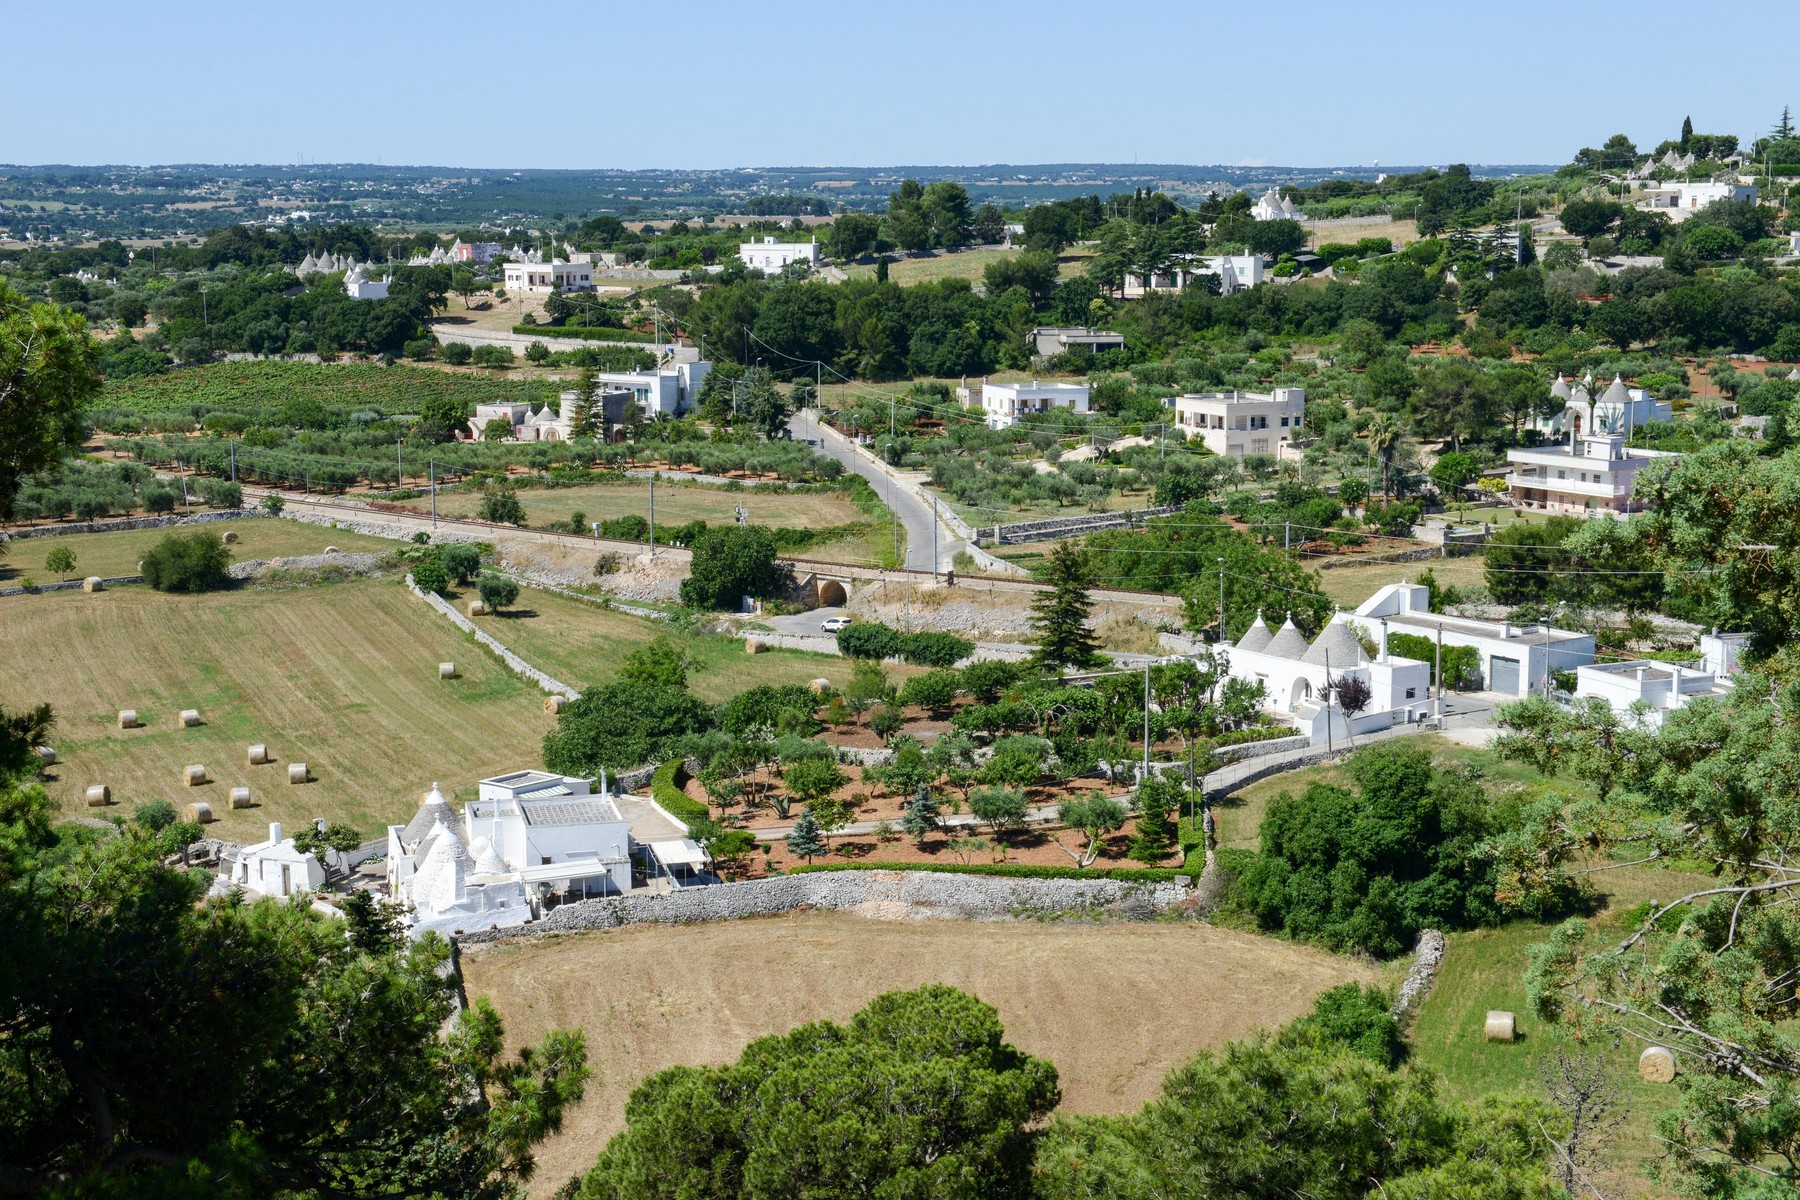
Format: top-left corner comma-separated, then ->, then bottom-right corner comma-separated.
460,912 -> 1375,1193
0,577 -> 551,839
0,518 -> 398,583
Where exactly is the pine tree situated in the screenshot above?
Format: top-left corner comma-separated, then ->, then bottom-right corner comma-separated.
1775,105 -> 1796,140
901,783 -> 940,845
1129,775 -> 1180,865
785,809 -> 826,862
1029,541 -> 1102,670
1680,114 -> 1693,151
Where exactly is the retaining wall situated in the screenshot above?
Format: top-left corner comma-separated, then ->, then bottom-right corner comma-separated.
0,575 -> 140,598
989,506 -> 1182,545
3,508 -> 256,541
455,868 -> 1188,944
406,575 -> 580,700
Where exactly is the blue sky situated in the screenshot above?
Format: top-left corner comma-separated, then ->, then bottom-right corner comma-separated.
4,0 -> 1792,169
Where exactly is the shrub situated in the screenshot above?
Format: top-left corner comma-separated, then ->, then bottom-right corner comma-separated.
897,669 -> 960,713
133,799 -> 177,831
901,630 -> 972,667
651,758 -> 709,825
140,531 -> 232,593
196,479 -> 242,509
837,622 -> 904,660
476,573 -> 519,610
837,621 -> 972,666
440,542 -> 482,584
869,703 -> 905,740
441,342 -> 472,365
543,681 -> 716,773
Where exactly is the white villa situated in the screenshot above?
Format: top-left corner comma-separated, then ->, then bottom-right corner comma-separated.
1221,610 -> 1433,744
739,236 -> 821,273
1505,431 -> 1679,518
453,240 -> 502,263
386,772 -> 709,939
1572,632 -> 1747,728
1251,187 -> 1306,222
1536,373 -> 1671,439
1634,180 -> 1756,220
1122,254 -> 1263,298
1030,326 -> 1126,358
597,360 -> 712,420
213,821 -> 327,900
957,378 -> 1092,429
1171,388 -> 1305,459
503,255 -> 595,293
1353,582 -> 1596,697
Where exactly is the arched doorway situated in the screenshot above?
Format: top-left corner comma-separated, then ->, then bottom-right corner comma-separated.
816,579 -> 848,608
1289,677 -> 1313,710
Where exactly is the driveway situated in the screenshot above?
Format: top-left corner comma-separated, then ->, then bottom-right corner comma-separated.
789,409 -> 962,574
766,606 -> 848,637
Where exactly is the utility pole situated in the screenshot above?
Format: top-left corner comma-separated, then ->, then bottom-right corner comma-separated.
229,439 -> 236,483
397,438 -> 404,491
429,459 -> 436,527
1435,623 -> 1444,727
1216,557 -> 1226,642
930,495 -> 939,582
1323,648 -> 1334,760
1142,661 -> 1152,785
648,477 -> 656,557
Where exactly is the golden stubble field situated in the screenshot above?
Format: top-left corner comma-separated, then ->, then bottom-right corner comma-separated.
460,912 -> 1378,1194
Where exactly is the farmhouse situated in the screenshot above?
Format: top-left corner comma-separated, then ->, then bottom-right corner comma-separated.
1171,388 -> 1305,459
1504,431 -> 1679,518
739,236 -> 821,273
452,239 -> 502,263
385,772 -> 711,937
1572,631 -> 1747,727
595,360 -> 712,419
958,378 -> 1092,429
502,255 -> 594,293
1251,187 -> 1305,222
1121,254 -> 1263,298
1354,582 -> 1596,697
1634,179 -> 1756,220
1222,610 -> 1433,744
343,262 -> 390,300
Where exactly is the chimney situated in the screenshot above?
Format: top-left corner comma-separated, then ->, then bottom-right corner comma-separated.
1636,665 -> 1648,684
1502,619 -> 1513,638
269,822 -> 283,844
1378,617 -> 1389,663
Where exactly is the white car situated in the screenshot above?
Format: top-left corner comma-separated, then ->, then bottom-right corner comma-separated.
821,616 -> 852,633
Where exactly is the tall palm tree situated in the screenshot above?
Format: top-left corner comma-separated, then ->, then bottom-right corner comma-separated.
1365,414 -> 1405,501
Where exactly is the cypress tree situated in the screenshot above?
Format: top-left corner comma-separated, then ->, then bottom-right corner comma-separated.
1029,541 -> 1103,670
1680,114 -> 1693,151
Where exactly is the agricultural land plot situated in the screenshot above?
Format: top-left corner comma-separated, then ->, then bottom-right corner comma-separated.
0,577 -> 552,841
481,586 -> 891,702
0,518 -> 399,583
1311,553 -> 1489,608
94,360 -> 560,421
460,912 -> 1377,1193
841,246 -> 1092,287
412,480 -> 864,534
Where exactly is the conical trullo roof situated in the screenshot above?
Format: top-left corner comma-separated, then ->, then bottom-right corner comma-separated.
413,817 -> 472,914
469,836 -> 508,878
403,782 -> 458,849
1264,614 -> 1310,660
1600,375 -> 1631,405
1550,374 -> 1572,400
1787,366 -> 1799,382
1301,616 -> 1370,668
1234,611 -> 1274,655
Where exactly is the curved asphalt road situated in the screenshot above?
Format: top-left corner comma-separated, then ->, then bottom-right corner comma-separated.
789,409 -> 961,574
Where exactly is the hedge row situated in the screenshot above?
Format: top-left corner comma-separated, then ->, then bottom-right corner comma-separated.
651,759 -> 710,826
514,324 -> 659,343
785,860 -> 1183,884
835,622 -> 974,667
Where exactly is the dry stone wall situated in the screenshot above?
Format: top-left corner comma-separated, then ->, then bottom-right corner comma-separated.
406,575 -> 580,700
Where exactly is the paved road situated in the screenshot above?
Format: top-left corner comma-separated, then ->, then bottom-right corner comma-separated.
789,409 -> 961,574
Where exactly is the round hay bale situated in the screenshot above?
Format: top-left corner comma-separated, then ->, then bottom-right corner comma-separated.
178,709 -> 201,728
82,576 -> 104,592
118,709 -> 139,729
247,743 -> 270,765
35,745 -> 56,766
222,530 -> 239,544
544,694 -> 567,715
745,638 -> 767,655
808,677 -> 832,694
1484,1011 -> 1517,1042
185,801 -> 214,824
229,786 -> 253,809
324,545 -> 340,554
183,763 -> 208,787
438,662 -> 457,679
84,784 -> 110,807
1638,1046 -> 1677,1083
288,762 -> 309,785
468,600 -> 489,617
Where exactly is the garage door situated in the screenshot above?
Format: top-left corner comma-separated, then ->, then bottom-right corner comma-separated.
1489,655 -> 1521,695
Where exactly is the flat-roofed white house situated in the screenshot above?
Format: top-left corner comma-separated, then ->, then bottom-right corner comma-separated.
1536,373 -> 1672,439
1634,180 -> 1756,220
1505,432 -> 1679,518
452,240 -> 502,263
1353,582 -> 1596,697
595,361 -> 712,419
1171,388 -> 1305,459
502,258 -> 594,293
739,236 -> 821,273
1122,255 -> 1263,298
957,378 -> 1091,429
1031,326 -> 1126,358
1220,609 -> 1433,744
343,262 -> 390,300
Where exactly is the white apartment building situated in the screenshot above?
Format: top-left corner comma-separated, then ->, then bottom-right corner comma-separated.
958,378 -> 1091,429
739,236 -> 821,273
502,259 -> 594,293
1354,582 -> 1596,697
1506,433 -> 1679,518
1171,388 -> 1305,458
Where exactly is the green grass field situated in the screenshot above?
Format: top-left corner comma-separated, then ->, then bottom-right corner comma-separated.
411,480 -> 863,532
841,246 -> 1091,287
0,518 -> 399,583
483,586 -> 907,703
0,577 -> 553,842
